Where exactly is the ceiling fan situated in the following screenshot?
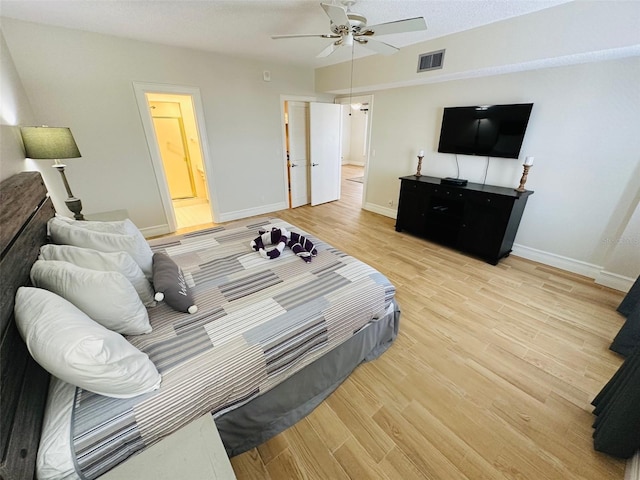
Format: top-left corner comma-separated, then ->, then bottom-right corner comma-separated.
271,1 -> 427,58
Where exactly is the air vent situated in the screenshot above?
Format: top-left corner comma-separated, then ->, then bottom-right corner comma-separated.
417,49 -> 445,73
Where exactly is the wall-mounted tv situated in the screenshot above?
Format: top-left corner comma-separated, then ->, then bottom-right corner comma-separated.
437,103 -> 533,159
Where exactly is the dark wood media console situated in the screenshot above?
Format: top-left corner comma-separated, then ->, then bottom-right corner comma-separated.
395,175 -> 533,265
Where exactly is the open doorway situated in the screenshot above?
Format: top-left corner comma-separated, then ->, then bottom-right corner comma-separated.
280,94 -> 344,210
336,95 -> 373,208
146,93 -> 212,230
134,83 -> 217,233
280,98 -> 342,208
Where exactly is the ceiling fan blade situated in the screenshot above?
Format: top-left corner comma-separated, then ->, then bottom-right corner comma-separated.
356,38 -> 399,56
321,3 -> 350,28
271,33 -> 340,39
316,41 -> 340,58
362,17 -> 427,37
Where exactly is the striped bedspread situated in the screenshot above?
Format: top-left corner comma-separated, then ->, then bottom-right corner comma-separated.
71,218 -> 396,478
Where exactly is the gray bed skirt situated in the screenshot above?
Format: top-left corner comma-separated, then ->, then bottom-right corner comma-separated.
214,300 -> 401,456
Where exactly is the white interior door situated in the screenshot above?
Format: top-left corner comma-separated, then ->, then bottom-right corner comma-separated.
288,101 -> 310,208
310,102 -> 342,206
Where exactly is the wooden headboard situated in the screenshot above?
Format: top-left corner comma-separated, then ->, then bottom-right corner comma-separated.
0,172 -> 55,480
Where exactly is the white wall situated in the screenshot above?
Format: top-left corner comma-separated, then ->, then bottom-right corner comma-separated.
1,18 -> 316,233
316,1 -> 640,286
0,29 -> 35,181
598,193 -> 640,289
363,58 -> 640,278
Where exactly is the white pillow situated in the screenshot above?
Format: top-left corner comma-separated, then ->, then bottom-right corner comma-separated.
39,244 -> 156,307
14,287 -> 161,398
56,217 -> 138,235
30,260 -> 151,335
48,217 -> 153,279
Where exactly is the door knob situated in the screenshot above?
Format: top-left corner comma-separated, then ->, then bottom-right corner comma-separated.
312,163 -> 319,166
291,163 -> 298,167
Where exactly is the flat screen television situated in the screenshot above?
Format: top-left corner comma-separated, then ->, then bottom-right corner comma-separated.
437,103 -> 533,159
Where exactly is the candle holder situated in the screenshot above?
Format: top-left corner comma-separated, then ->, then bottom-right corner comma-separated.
515,164 -> 532,192
415,155 -> 424,177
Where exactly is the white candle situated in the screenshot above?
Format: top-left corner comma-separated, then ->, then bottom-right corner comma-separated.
524,156 -> 534,166
418,149 -> 425,157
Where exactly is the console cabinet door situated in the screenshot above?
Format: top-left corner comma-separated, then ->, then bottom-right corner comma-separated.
458,194 -> 513,263
396,181 -> 429,234
424,188 -> 465,245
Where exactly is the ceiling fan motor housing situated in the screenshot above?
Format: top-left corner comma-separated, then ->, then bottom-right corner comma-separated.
330,12 -> 367,35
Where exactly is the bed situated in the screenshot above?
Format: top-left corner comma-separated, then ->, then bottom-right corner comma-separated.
0,171 -> 400,480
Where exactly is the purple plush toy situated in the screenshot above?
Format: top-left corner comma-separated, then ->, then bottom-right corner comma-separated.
250,227 -> 317,262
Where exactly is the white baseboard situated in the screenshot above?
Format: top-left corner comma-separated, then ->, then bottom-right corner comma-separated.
626,451 -> 640,480
217,201 -> 288,224
596,270 -> 635,293
363,202 -> 397,219
511,243 -> 602,279
512,244 -> 634,293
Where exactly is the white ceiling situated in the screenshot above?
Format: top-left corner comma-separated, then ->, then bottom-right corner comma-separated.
0,0 -> 572,68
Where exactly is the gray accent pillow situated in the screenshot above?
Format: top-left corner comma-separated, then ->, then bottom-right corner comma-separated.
152,253 -> 198,314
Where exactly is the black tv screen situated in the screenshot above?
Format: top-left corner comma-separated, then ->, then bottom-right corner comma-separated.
437,103 -> 533,159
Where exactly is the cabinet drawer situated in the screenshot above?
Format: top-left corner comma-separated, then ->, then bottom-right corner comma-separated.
467,191 -> 513,210
429,186 -> 467,200
401,180 -> 429,194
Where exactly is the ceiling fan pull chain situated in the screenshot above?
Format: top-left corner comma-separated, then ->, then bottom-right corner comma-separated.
348,40 -> 355,115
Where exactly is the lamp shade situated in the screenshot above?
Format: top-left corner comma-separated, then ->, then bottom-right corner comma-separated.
20,126 -> 81,160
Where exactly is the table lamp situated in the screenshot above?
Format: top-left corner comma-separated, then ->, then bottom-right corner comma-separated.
20,126 -> 84,220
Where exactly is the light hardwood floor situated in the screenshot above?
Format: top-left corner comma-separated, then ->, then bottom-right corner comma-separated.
184,165 -> 628,479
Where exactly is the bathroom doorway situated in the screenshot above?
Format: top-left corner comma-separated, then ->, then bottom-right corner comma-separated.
134,82 -> 217,233
149,101 -> 197,200
146,93 -> 212,230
